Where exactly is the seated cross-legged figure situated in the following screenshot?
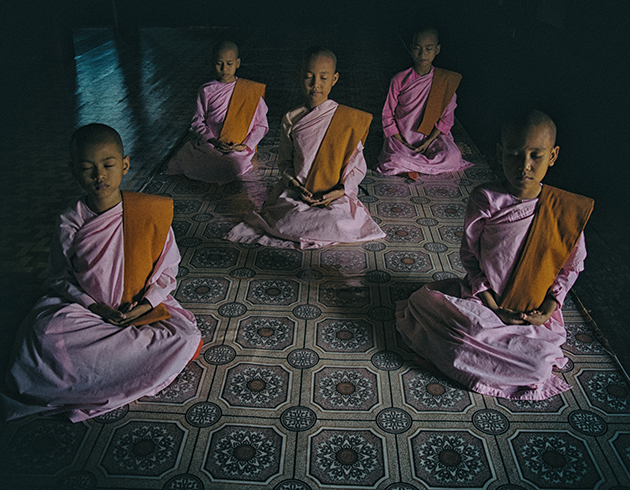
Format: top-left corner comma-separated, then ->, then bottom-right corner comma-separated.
377,26 -> 472,180
227,46 -> 385,249
396,110 -> 594,400
2,124 -> 202,422
167,40 -> 268,184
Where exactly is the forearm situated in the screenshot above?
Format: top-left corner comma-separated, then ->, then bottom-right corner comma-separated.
425,126 -> 442,145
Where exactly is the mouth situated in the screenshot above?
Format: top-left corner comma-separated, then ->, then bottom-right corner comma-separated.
95,183 -> 108,191
515,175 -> 532,182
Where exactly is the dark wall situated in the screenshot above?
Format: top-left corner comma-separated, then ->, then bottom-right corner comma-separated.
2,0 -> 628,217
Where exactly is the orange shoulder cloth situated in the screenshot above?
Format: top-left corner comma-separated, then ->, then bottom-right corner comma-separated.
499,185 -> 594,312
303,104 -> 372,194
416,68 -> 462,136
121,191 -> 174,326
219,78 -> 266,145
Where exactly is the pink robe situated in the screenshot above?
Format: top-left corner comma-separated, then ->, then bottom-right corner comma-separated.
167,78 -> 269,184
377,67 -> 473,176
3,199 -> 201,422
396,182 -> 587,400
226,100 -> 385,249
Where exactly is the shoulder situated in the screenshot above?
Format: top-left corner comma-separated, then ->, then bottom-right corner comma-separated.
468,181 -> 508,211
198,80 -> 220,93
283,105 -> 309,127
334,104 -> 373,127
122,191 -> 173,212
433,67 -> 463,85
542,184 -> 594,207
57,198 -> 90,232
390,68 -> 414,88
236,78 -> 266,91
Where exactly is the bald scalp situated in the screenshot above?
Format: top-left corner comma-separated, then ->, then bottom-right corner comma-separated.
412,26 -> 439,45
301,46 -> 337,72
70,123 -> 124,163
502,110 -> 557,147
213,40 -> 239,59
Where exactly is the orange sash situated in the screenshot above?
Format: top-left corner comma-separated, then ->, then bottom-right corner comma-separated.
121,191 -> 174,326
499,185 -> 594,312
303,105 -> 372,194
416,68 -> 462,136
218,78 -> 266,145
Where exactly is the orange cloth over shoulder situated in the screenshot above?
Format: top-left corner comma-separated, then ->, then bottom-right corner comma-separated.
121,191 -> 174,326
416,68 -> 462,136
499,185 -> 594,312
218,78 -> 266,145
303,105 -> 372,194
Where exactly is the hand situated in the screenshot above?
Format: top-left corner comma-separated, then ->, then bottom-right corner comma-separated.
209,138 -> 234,153
88,303 -> 127,324
478,289 -> 526,325
230,143 -> 249,152
522,297 -> 558,326
393,133 -> 415,151
88,301 -> 153,327
310,187 -> 345,207
289,178 -> 316,204
414,140 -> 432,154
116,300 -> 153,327
493,307 -> 528,325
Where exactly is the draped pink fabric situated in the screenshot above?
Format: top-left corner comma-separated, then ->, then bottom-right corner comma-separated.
377,67 -> 473,176
396,182 -> 587,400
226,100 -> 385,249
167,78 -> 269,184
4,199 -> 201,421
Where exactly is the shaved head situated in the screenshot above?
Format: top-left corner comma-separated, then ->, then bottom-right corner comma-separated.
413,26 -> 439,45
301,46 -> 337,72
213,40 -> 239,59
502,110 -> 557,147
70,124 -> 124,162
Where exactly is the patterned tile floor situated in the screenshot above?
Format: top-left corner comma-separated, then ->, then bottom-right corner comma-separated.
1,27 -> 630,490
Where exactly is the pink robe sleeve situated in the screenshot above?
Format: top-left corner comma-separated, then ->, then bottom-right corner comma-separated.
460,189 -> 492,296
190,87 -> 215,142
142,228 -> 180,308
435,93 -> 457,135
241,97 -> 269,149
382,75 -> 402,139
277,112 -> 296,186
47,215 -> 96,309
547,233 -> 587,308
340,142 -> 367,197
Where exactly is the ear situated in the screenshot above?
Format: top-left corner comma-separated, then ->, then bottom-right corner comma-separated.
332,72 -> 339,86
496,143 -> 504,165
548,146 -> 559,167
235,58 -> 241,69
122,156 -> 130,175
435,44 -> 441,56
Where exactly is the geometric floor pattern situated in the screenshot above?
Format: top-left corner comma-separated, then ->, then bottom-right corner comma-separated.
1,27 -> 629,490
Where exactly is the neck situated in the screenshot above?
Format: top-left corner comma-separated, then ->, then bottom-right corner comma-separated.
414,64 -> 432,76
217,76 -> 236,84
306,98 -> 327,110
503,180 -> 542,200
87,191 -> 123,214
